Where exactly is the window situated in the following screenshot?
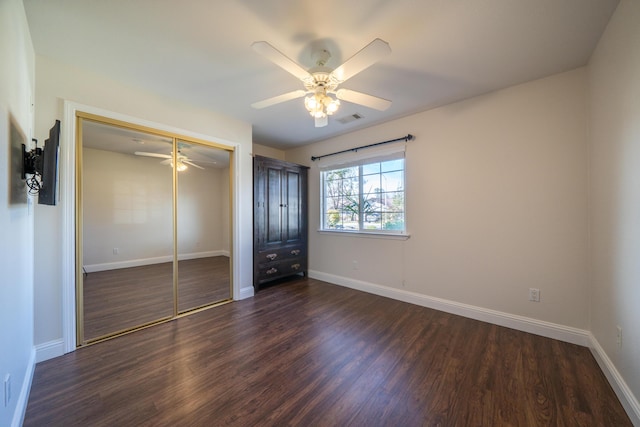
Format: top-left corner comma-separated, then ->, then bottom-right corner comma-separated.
321,153 -> 405,233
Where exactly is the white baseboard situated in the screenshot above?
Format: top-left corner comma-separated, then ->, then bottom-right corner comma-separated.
35,339 -> 64,363
12,348 -> 36,427
84,250 -> 229,273
179,250 -> 229,260
308,270 -> 590,346
588,335 -> 640,426
238,286 -> 255,300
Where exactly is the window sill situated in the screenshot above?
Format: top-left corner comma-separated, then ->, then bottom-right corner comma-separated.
317,230 -> 411,240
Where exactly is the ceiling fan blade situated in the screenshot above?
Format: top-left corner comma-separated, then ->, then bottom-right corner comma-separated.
134,151 -> 171,159
336,88 -> 392,111
252,41 -> 312,82
315,116 -> 328,128
251,90 -> 306,109
331,38 -> 391,83
160,158 -> 172,165
183,160 -> 204,169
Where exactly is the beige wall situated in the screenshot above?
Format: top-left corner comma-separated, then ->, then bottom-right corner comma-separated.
33,55 -> 254,347
0,1 -> 35,425
83,148 -> 173,267
252,142 -> 285,160
287,68 -> 589,329
588,0 -> 640,419
82,148 -> 229,269
177,163 -> 230,257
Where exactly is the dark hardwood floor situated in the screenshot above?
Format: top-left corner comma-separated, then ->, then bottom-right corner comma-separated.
83,256 -> 230,340
177,257 -> 231,312
25,278 -> 632,426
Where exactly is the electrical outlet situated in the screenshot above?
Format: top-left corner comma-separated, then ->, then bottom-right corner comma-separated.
4,374 -> 10,407
528,288 -> 540,302
113,247 -> 119,255
617,326 -> 622,348
352,260 -> 358,270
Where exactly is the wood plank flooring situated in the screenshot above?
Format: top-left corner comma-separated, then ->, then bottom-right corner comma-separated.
25,277 -> 632,426
83,256 -> 230,341
177,257 -> 231,312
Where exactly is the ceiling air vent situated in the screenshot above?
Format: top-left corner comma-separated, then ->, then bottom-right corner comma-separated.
337,113 -> 364,125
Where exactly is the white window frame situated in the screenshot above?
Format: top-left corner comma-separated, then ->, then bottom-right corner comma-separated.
319,146 -> 407,236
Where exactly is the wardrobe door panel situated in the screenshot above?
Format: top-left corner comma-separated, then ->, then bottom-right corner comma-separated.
285,169 -> 301,242
266,166 -> 283,245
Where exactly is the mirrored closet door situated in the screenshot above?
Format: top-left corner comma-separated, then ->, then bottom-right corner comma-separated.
77,114 -> 233,345
176,140 -> 232,312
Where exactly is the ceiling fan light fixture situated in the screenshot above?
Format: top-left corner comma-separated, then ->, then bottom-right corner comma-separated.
325,97 -> 340,115
304,93 -> 320,113
252,39 -> 391,127
304,90 -> 340,120
170,159 -> 188,172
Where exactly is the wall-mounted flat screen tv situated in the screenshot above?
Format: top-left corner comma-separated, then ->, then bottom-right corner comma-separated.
38,120 -> 60,206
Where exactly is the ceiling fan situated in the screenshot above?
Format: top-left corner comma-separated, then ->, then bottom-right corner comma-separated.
134,151 -> 204,171
251,38 -> 392,127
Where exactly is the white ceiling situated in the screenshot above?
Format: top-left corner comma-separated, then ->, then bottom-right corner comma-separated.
82,120 -> 230,169
23,0 -> 619,149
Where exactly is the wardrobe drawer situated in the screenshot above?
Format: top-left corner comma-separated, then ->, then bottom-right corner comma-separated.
257,258 -> 306,282
257,246 -> 305,263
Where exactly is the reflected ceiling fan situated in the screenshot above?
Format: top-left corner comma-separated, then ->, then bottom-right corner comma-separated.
251,38 -> 392,127
134,151 -> 204,171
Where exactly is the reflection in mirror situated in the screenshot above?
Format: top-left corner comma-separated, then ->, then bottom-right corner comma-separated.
81,120 -> 174,341
176,140 -> 231,312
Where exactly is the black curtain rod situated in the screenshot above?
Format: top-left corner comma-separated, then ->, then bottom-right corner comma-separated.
311,134 -> 414,162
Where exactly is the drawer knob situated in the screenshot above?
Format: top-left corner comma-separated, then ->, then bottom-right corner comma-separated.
291,263 -> 301,270
265,253 -> 278,261
266,268 -> 278,275
290,249 -> 301,256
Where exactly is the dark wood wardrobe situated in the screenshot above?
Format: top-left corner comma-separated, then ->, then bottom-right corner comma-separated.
253,155 -> 309,290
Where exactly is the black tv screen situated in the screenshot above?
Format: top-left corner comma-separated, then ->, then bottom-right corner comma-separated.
38,120 -> 60,206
